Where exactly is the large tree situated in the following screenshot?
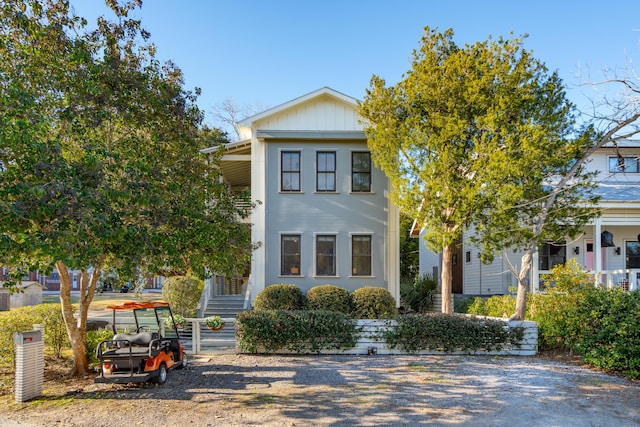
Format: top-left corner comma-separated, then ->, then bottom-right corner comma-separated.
0,0 -> 251,376
359,27 -> 598,314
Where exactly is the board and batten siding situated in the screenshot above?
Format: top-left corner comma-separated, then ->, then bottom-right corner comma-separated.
258,96 -> 361,132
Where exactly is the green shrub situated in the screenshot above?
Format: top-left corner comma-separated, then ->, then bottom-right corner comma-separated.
161,275 -> 204,317
0,304 -> 71,364
572,288 -> 640,378
236,310 -> 357,353
400,274 -> 437,312
86,329 -> 114,368
306,285 -> 351,313
465,295 -> 516,318
254,284 -> 305,311
384,313 -> 524,353
351,287 -> 397,319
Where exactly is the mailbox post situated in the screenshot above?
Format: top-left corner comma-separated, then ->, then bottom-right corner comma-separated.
14,330 -> 43,403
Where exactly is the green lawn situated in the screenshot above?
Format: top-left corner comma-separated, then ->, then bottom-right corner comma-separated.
43,292 -> 165,310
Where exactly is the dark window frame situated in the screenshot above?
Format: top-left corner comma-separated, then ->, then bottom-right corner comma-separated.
281,234 -> 301,276
316,151 -> 336,192
352,234 -> 372,276
315,234 -> 337,276
539,241 -> 566,271
281,151 -> 301,192
351,152 -> 371,192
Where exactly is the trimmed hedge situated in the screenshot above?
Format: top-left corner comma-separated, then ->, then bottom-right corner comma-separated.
384,313 -> 524,353
254,284 -> 306,311
351,287 -> 397,319
236,310 -> 358,353
306,285 -> 351,313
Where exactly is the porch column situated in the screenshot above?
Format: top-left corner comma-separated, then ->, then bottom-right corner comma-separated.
594,218 -> 602,283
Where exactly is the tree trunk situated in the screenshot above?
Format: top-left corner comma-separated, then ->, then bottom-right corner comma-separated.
512,251 -> 533,320
440,242 -> 455,315
56,261 -> 102,377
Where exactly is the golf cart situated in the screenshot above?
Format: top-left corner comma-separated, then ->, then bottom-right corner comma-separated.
95,301 -> 187,385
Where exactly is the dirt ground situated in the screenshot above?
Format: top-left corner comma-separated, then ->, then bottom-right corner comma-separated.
1,352 -> 639,426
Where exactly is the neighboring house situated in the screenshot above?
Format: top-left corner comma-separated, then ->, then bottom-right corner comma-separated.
413,140 -> 640,294
8,281 -> 45,309
205,87 -> 400,304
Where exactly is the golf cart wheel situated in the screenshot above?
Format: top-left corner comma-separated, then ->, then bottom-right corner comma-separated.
153,363 -> 168,384
177,352 -> 188,369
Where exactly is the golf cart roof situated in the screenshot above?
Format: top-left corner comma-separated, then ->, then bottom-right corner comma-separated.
106,301 -> 170,310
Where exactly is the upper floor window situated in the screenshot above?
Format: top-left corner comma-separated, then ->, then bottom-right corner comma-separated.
352,235 -> 372,276
539,242 -> 566,271
316,151 -> 336,192
609,156 -> 639,173
352,152 -> 371,192
281,151 -> 301,191
281,234 -> 301,275
316,235 -> 336,276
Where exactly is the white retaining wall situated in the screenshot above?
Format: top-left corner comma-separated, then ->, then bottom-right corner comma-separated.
253,317 -> 538,356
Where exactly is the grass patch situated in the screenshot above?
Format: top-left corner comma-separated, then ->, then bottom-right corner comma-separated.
43,293 -> 164,311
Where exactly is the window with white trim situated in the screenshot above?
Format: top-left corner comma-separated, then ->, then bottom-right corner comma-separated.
351,152 -> 371,192
609,156 -> 639,173
539,241 -> 566,271
281,234 -> 301,275
281,151 -> 301,191
315,235 -> 336,276
316,151 -> 336,192
352,235 -> 372,276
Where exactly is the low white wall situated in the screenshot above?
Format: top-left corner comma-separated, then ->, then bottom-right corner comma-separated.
254,317 -> 538,356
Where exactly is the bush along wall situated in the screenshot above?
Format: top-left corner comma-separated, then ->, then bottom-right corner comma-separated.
236,310 -> 358,354
235,311 -> 536,355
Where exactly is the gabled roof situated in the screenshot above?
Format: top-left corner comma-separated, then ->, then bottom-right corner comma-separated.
238,87 -> 359,127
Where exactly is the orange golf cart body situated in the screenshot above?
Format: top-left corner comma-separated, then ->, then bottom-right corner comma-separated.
95,301 -> 187,385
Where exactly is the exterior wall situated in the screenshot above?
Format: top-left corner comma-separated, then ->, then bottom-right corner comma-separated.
263,139 -> 390,294
417,231 -> 442,285
242,88 -> 400,304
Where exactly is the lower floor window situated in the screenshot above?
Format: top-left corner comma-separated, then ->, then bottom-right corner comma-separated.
281,235 -> 301,275
352,235 -> 372,276
627,241 -> 640,268
316,235 -> 336,276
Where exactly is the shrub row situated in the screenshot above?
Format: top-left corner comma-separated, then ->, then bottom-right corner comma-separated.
383,313 -> 524,353
236,310 -> 358,353
254,284 -> 397,319
464,260 -> 640,379
236,310 -> 524,354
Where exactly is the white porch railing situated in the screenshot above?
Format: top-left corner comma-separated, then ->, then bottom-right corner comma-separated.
599,269 -> 640,291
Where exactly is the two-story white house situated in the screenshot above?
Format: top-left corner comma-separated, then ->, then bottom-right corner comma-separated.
206,87 -> 400,305
414,140 -> 640,294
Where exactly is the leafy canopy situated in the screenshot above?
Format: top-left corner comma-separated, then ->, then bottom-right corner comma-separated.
0,0 -> 252,285
359,27 -> 598,261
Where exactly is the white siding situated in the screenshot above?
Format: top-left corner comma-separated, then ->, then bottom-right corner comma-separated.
258,96 -> 362,131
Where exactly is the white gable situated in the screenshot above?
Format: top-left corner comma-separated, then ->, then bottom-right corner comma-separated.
238,87 -> 363,135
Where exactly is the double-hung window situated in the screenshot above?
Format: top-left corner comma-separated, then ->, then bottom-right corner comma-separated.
609,156 -> 640,173
281,235 -> 301,275
352,235 -> 372,276
316,235 -> 336,276
316,151 -> 336,192
351,152 -> 371,192
539,242 -> 566,271
281,151 -> 301,191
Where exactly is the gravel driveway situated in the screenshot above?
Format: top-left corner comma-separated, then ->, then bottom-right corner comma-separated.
3,353 -> 639,426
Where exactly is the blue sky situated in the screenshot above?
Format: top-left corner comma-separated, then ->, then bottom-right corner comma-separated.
72,1 -> 640,130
